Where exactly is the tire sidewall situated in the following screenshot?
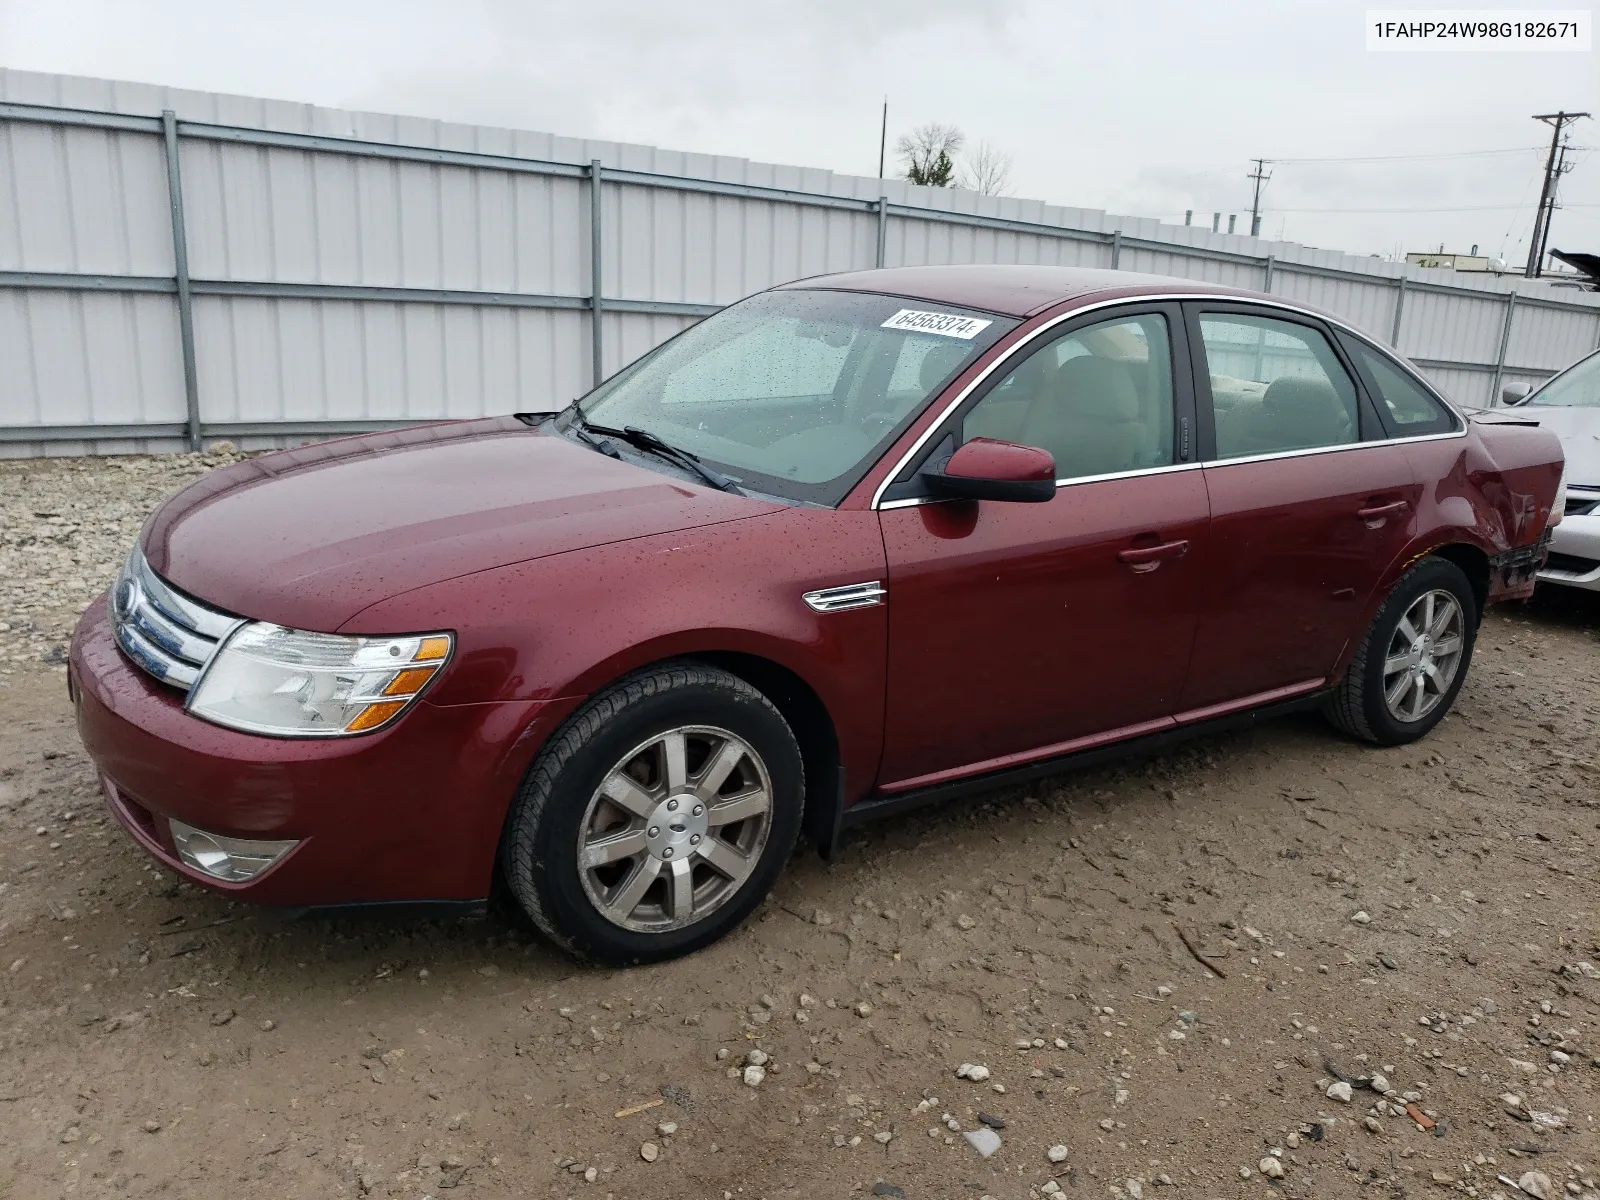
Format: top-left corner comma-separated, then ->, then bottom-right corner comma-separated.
522,676 -> 803,964
1359,559 -> 1479,744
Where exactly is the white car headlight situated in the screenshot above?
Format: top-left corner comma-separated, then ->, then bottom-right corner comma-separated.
187,623 -> 453,737
1551,461 -> 1567,527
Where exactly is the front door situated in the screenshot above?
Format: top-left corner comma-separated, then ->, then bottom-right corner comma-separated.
875,305 -> 1210,791
1177,304 -> 1419,714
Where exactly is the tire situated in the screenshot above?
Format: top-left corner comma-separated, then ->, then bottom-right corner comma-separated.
501,661 -> 804,965
1324,556 -> 1479,746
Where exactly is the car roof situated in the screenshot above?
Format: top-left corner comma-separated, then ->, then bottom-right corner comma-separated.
780,264 -> 1271,319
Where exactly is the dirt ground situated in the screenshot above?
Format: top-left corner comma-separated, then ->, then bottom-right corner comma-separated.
2,460 -> 1599,1200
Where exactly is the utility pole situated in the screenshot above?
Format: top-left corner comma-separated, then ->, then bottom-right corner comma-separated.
1525,111 -> 1589,277
1534,140 -> 1575,277
877,98 -> 888,180
1247,158 -> 1272,237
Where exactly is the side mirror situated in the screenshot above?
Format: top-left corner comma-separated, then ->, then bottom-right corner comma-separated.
1502,381 -> 1534,406
922,437 -> 1056,503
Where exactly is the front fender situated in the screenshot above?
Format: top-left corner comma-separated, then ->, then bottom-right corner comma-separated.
340,506 -> 890,808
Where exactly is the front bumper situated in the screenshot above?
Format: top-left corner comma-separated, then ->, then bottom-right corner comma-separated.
1539,512 -> 1600,592
70,595 -> 570,906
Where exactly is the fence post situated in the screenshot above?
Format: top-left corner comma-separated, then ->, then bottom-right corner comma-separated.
589,158 -> 604,389
1110,230 -> 1122,270
160,111 -> 202,451
1489,290 -> 1518,407
1389,275 -> 1407,347
1262,254 -> 1275,293
875,197 -> 888,269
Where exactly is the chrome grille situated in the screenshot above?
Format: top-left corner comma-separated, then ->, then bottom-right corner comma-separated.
110,548 -> 242,691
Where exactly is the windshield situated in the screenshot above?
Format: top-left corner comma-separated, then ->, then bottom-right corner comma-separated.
1523,349 -> 1600,408
565,288 -> 1016,504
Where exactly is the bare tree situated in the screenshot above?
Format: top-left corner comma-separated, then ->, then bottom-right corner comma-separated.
896,123 -> 965,187
960,141 -> 1014,197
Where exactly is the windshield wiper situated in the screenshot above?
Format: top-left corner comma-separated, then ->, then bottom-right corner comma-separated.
584,422 -> 744,495
545,402 -> 623,459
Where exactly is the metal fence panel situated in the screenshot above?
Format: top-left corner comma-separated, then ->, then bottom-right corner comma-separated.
0,288 -> 185,426
1399,290 -> 1510,368
1505,301 -> 1600,373
188,296 -> 593,423
0,120 -> 173,275
2,66 -> 1599,457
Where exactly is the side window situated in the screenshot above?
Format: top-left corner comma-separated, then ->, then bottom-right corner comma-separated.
1345,340 -> 1459,436
1199,313 -> 1359,459
961,314 -> 1175,480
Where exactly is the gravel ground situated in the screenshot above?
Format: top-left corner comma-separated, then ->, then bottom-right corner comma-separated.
1,453 -> 1598,1200
0,447 -> 245,671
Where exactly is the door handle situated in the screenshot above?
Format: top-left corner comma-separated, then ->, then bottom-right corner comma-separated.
1117,539 -> 1190,571
1357,499 -> 1409,520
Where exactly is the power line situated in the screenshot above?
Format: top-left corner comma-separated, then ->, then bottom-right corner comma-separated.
1271,146 -> 1546,165
1243,202 -> 1600,214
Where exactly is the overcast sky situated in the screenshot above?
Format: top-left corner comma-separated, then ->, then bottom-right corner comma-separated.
2,0 -> 1596,266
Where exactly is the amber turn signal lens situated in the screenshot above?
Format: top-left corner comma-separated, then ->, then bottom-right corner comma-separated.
383,666 -> 438,696
415,636 -> 451,661
344,700 -> 409,733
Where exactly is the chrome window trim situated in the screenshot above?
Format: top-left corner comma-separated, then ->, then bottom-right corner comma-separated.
868,290 -> 1468,510
877,460 -> 1203,510
876,431 -> 1468,511
1204,427 -> 1466,470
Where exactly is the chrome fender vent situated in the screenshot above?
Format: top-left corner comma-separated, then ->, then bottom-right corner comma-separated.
801,581 -> 886,613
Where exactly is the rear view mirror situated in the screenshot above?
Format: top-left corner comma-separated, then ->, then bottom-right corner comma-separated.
1501,381 -> 1534,406
922,437 -> 1056,503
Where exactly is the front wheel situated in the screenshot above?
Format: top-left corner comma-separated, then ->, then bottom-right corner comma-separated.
501,662 -> 804,965
1324,557 -> 1478,746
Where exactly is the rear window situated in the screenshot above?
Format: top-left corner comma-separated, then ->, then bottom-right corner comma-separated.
1344,339 -> 1459,436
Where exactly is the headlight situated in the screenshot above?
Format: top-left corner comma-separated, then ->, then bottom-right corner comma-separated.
1551,461 -> 1567,527
187,624 -> 452,737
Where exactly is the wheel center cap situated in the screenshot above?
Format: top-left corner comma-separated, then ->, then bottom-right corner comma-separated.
644,794 -> 709,860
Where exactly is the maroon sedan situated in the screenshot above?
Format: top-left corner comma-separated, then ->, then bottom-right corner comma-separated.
70,266 -> 1564,963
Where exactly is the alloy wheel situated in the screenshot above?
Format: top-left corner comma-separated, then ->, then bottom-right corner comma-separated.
1381,588 -> 1465,723
576,725 -> 773,932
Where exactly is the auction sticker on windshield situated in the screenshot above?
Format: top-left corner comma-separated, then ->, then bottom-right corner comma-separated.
881,309 -> 994,339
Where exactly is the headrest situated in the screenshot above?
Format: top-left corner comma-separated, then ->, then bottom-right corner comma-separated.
1263,376 -> 1340,412
919,343 -> 968,392
1053,355 -> 1140,422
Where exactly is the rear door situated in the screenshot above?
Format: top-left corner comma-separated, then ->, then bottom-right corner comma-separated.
1178,303 -> 1419,715
875,303 -> 1210,789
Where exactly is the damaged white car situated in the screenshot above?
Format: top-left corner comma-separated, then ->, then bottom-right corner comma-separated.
1505,350 -> 1600,592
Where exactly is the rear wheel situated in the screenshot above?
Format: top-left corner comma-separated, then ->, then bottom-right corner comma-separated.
502,662 -> 803,964
1324,557 -> 1478,746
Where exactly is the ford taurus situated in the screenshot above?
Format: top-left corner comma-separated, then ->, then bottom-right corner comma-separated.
70,265 -> 1565,963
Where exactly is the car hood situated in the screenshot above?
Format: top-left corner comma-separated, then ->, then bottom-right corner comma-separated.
1519,406 -> 1600,487
143,417 -> 780,630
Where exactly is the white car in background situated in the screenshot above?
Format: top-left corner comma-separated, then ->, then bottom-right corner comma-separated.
1505,350 -> 1600,592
